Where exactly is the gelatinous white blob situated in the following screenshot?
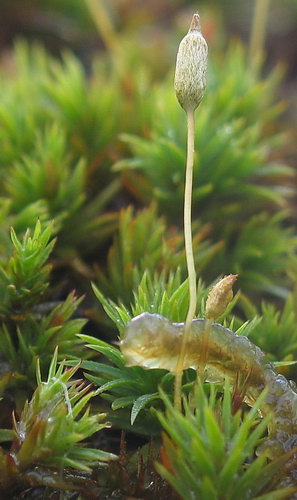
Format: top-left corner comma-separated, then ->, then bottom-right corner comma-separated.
120,312 -> 297,465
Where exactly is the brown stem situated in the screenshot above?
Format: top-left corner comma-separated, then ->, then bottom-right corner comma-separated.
249,0 -> 271,66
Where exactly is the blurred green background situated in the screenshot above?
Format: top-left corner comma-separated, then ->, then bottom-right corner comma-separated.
0,0 -> 296,123
0,1 -> 296,71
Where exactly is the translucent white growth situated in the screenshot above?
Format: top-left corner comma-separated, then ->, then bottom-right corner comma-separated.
121,312 -> 297,461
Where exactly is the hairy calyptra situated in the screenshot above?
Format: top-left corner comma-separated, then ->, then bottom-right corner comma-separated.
174,13 -> 208,112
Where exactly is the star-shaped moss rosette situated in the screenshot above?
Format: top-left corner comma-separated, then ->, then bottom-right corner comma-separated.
0,348 -> 117,492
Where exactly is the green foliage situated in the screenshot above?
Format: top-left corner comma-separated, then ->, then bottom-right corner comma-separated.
244,295 -> 297,362
0,43 -> 121,258
6,125 -> 85,221
0,42 -> 120,172
0,221 -> 87,386
0,199 -> 50,260
114,44 -> 289,219
156,384 -> 296,499
207,43 -> 284,124
95,203 -> 221,305
93,270 -> 209,333
217,212 -> 297,297
0,291 -> 87,382
0,220 -> 54,315
0,349 -> 116,491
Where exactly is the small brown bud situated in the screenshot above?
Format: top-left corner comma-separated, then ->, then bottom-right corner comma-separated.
174,13 -> 208,112
205,275 -> 238,321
